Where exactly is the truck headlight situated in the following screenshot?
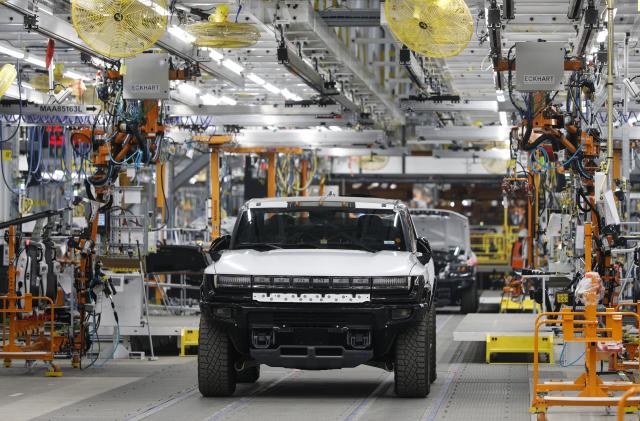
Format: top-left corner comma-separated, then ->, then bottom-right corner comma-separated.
455,265 -> 471,274
215,275 -> 251,288
372,276 -> 411,290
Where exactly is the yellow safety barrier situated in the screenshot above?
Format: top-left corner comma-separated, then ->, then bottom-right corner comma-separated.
486,334 -> 553,364
471,229 -> 519,266
179,328 -> 199,356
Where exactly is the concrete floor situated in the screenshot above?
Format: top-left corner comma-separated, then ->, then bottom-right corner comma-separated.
0,314 -> 637,421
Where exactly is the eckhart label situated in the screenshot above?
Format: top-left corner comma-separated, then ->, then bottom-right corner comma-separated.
523,75 -> 555,84
130,84 -> 161,92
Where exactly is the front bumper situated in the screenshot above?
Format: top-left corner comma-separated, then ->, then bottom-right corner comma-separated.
436,275 -> 475,304
200,300 -> 428,369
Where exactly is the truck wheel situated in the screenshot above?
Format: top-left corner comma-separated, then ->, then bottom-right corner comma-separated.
428,305 -> 437,383
198,313 -> 236,397
460,280 -> 478,314
394,311 -> 431,397
236,365 -> 260,383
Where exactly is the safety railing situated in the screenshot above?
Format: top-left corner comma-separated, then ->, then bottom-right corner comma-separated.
470,228 -> 519,266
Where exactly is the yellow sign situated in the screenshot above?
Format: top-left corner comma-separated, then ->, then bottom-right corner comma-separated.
1,150 -> 10,161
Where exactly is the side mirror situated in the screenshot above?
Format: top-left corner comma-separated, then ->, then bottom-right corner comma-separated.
416,237 -> 432,265
209,235 -> 231,262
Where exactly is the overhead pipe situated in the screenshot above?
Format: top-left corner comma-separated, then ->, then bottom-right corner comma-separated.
605,0 -> 614,179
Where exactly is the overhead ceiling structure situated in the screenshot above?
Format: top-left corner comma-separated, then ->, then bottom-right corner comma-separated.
0,0 -> 638,163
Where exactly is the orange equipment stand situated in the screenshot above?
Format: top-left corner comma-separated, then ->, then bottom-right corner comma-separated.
0,225 -> 61,376
530,304 -> 640,417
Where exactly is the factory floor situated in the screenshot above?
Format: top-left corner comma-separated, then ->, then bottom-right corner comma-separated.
0,313 -> 637,421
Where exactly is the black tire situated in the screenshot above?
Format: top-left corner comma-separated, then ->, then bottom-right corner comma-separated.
428,305 -> 437,383
460,280 -> 478,314
198,313 -> 236,397
394,310 -> 431,397
236,365 -> 260,383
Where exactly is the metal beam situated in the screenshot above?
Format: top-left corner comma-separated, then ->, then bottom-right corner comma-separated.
319,9 -> 380,27
166,104 -> 353,126
403,100 -> 513,112
414,126 -> 511,143
235,129 -> 387,148
287,2 -> 405,124
173,153 -> 210,190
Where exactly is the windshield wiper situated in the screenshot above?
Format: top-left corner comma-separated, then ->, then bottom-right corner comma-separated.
233,242 -> 282,251
331,241 -> 378,253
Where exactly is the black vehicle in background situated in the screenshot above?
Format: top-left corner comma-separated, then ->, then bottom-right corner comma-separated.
410,209 -> 478,314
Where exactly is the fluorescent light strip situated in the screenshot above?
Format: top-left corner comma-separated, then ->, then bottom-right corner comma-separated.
263,83 -> 280,94
179,83 -> 200,96
168,25 -> 196,44
64,71 -> 91,81
201,94 -> 221,105
220,96 -> 237,106
499,111 -> 509,127
25,56 -> 46,68
0,43 -> 24,59
208,49 -> 224,61
247,73 -> 265,85
222,59 -> 244,74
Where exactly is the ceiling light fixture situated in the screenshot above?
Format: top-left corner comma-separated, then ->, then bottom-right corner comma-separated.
0,43 -> 24,59
596,29 -> 608,43
499,111 -> 509,127
247,73 -> 266,85
25,56 -> 46,68
263,83 -> 280,94
208,48 -> 224,62
201,94 -> 221,105
220,95 -> 237,106
179,83 -> 200,96
168,25 -> 196,44
222,59 -> 244,74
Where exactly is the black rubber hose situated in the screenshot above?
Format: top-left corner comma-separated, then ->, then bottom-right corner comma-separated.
520,133 -> 559,151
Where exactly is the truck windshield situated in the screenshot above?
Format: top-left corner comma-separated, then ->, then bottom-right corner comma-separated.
232,207 -> 407,252
412,215 -> 466,251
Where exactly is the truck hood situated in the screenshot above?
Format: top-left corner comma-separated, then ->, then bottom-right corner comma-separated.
206,249 -> 418,277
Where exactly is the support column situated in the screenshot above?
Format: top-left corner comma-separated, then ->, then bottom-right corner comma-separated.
210,149 -> 220,240
166,160 -> 174,229
267,152 -> 276,198
300,159 -> 308,197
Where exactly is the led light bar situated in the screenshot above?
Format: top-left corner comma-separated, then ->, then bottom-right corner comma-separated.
215,275 -> 251,288
371,277 -> 411,289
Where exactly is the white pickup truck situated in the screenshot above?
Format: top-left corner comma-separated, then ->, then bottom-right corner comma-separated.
199,196 -> 436,398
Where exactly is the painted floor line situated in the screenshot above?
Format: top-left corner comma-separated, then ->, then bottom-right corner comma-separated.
343,313 -> 456,421
422,342 -> 467,421
343,373 -> 393,421
203,370 -> 298,421
125,386 -> 198,421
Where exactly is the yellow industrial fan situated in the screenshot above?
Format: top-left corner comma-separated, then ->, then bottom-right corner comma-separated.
71,0 -> 168,58
385,0 -> 473,59
187,4 -> 260,48
0,64 -> 17,98
29,64 -> 87,99
481,157 -> 511,174
359,155 -> 390,171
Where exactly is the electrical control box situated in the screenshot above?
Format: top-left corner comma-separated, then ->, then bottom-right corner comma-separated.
515,42 -> 565,92
123,53 -> 170,100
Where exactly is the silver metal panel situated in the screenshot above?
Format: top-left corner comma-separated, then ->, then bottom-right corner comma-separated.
515,42 -> 565,91
123,54 -> 170,100
453,313 -> 545,341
